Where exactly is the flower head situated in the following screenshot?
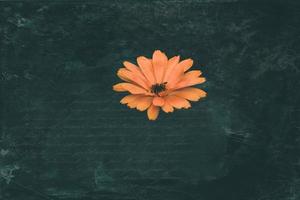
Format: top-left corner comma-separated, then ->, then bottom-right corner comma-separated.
113,50 -> 206,120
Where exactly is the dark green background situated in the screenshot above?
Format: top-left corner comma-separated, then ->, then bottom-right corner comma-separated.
1,1 -> 299,200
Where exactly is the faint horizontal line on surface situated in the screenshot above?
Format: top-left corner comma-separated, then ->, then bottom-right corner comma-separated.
14,125 -> 208,129
0,0 -> 240,3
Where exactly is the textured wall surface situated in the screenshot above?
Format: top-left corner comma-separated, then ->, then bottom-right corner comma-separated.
1,1 -> 300,200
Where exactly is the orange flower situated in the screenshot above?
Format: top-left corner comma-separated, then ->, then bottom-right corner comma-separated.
113,50 -> 207,120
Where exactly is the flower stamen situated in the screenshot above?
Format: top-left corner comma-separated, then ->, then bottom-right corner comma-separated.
151,82 -> 167,96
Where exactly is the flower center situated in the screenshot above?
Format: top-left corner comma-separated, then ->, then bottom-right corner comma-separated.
151,82 -> 167,95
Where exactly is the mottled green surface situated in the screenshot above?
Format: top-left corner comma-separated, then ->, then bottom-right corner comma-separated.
1,1 -> 300,200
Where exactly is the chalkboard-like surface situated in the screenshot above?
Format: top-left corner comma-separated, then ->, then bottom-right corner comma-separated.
1,1 -> 299,200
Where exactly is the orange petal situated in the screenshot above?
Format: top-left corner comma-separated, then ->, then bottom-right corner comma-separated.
165,95 -> 191,109
120,94 -> 142,104
183,70 -> 202,79
123,61 -> 139,72
166,61 -> 186,89
152,96 -> 165,106
136,96 -> 153,111
113,83 -> 127,92
137,56 -> 156,84
117,68 -> 149,90
172,70 -> 203,89
117,68 -> 130,81
123,61 -> 151,87
181,58 -> 193,72
162,101 -> 174,113
166,58 -> 196,89
113,83 -> 147,94
127,97 -> 142,108
147,104 -> 160,120
170,87 -> 206,101
152,50 -> 168,83
163,56 -> 180,83
174,77 -> 206,90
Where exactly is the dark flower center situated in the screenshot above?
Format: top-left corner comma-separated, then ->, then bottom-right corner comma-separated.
151,82 -> 167,95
